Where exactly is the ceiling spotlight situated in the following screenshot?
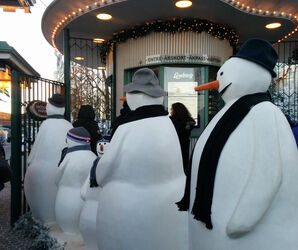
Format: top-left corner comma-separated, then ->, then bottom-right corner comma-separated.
175,0 -> 192,8
96,13 -> 112,20
74,57 -> 84,61
93,38 -> 105,43
265,22 -> 281,29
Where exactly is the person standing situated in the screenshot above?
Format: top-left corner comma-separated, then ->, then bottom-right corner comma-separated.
73,105 -> 102,155
170,102 -> 195,175
110,101 -> 131,139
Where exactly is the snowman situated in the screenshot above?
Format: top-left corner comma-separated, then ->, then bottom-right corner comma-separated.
79,170 -> 100,250
177,39 -> 298,250
94,68 -> 188,250
24,94 -> 72,224
96,134 -> 111,156
55,127 -> 96,235
79,134 -> 110,250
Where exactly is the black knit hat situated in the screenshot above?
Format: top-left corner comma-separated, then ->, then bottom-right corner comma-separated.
67,127 -> 91,144
231,38 -> 278,77
48,94 -> 65,107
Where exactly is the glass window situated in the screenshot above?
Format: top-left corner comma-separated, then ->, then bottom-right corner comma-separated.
164,66 -> 205,130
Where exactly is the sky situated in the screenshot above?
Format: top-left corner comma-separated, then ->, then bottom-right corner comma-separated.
0,0 -> 56,80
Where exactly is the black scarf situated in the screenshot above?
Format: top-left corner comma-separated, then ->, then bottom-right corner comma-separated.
90,157 -> 101,187
47,114 -> 65,119
58,145 -> 91,167
111,105 -> 168,136
176,92 -> 271,229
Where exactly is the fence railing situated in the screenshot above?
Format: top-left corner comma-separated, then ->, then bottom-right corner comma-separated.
69,37 -> 112,128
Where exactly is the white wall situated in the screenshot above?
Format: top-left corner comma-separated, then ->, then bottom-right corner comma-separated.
107,31 -> 233,114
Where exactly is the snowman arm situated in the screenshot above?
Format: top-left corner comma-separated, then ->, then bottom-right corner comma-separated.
55,158 -> 68,186
226,103 -> 282,238
95,127 -> 124,187
80,176 -> 89,201
27,124 -> 45,165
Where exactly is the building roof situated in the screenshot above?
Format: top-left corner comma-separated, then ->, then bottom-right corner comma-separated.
0,0 -> 36,6
42,0 -> 298,55
0,0 -> 36,13
0,41 -> 39,76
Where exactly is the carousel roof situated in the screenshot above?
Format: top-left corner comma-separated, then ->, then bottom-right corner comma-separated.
42,0 -> 298,55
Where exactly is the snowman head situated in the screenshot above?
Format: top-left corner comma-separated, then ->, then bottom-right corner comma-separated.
124,68 -> 166,110
66,127 -> 91,148
46,102 -> 65,116
97,140 -> 109,156
126,93 -> 164,110
195,39 -> 278,103
217,57 -> 272,103
47,94 -> 65,116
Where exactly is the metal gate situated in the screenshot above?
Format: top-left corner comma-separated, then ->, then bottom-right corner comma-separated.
10,70 -> 65,224
69,37 -> 112,133
271,40 -> 298,122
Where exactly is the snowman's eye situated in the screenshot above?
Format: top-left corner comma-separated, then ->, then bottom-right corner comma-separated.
220,72 -> 224,76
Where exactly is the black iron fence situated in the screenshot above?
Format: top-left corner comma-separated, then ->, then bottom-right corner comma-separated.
69,37 -> 112,132
271,41 -> 298,122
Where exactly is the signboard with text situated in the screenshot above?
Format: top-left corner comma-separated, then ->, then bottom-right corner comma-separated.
146,54 -> 221,66
27,101 -> 47,121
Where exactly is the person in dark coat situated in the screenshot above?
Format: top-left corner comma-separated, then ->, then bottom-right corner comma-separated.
293,122 -> 298,147
170,102 -> 195,175
0,141 -> 11,191
73,105 -> 101,155
285,115 -> 298,147
110,101 -> 131,139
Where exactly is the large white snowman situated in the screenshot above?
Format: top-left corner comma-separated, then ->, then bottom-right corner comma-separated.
182,39 -> 298,250
94,68 -> 188,250
55,127 -> 96,235
24,94 -> 72,224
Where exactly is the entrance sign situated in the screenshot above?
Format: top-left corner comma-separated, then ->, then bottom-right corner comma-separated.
146,54 -> 221,66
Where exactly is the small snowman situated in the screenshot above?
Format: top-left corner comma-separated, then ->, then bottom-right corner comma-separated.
24,94 -> 72,224
96,134 -> 111,156
79,158 -> 101,250
55,127 -> 96,235
178,39 -> 298,250
79,134 -> 110,250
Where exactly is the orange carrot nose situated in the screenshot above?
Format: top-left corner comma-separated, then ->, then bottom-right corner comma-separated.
194,80 -> 219,92
120,97 -> 127,101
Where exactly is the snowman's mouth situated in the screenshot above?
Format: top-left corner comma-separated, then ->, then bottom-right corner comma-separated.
219,82 -> 232,96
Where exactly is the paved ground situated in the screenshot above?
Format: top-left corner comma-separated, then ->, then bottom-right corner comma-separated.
0,183 -> 33,250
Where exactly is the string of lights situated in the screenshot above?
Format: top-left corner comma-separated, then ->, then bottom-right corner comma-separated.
50,0 -> 297,57
99,18 -> 239,63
